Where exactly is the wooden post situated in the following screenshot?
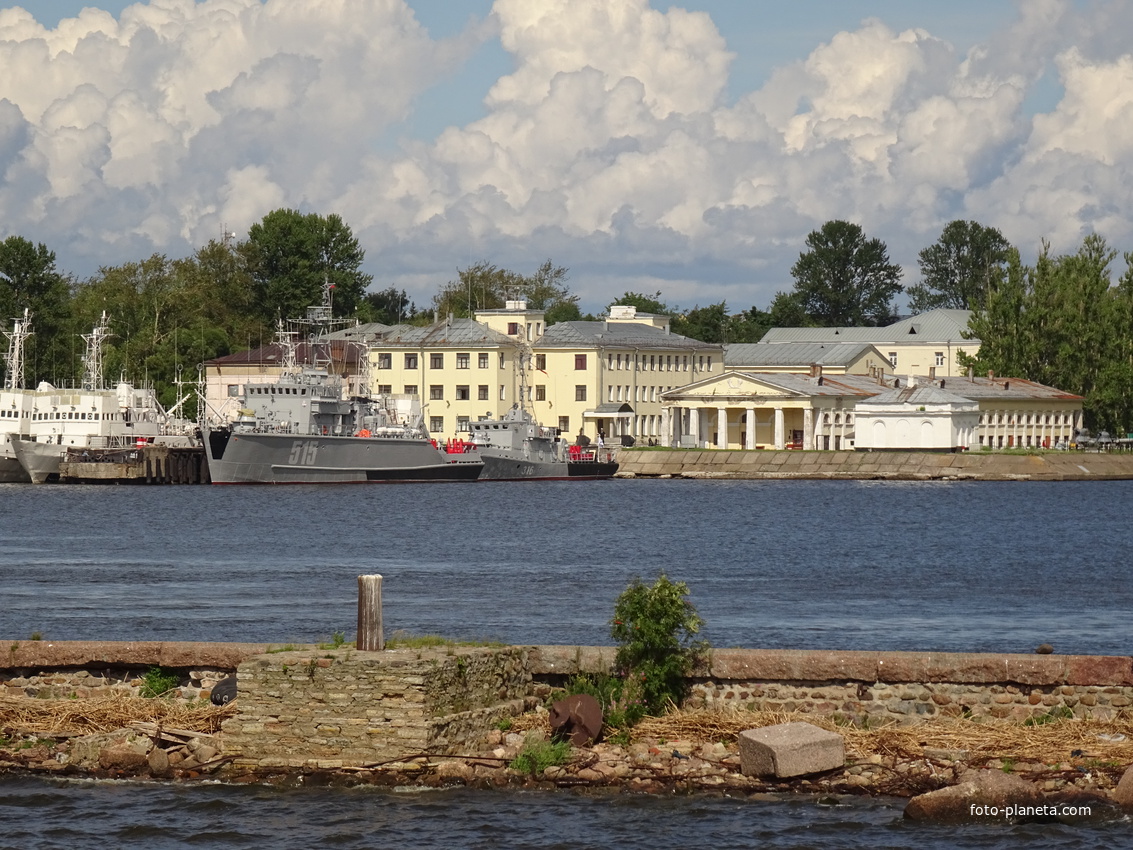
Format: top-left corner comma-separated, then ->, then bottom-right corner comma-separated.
357,574 -> 384,651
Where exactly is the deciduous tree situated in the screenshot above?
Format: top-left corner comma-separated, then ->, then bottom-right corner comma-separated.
907,220 -> 1012,312
788,220 -> 903,326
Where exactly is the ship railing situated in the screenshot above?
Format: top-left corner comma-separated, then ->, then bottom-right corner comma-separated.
566,445 -> 618,464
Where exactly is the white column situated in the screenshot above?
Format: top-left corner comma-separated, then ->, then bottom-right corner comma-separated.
690,405 -> 701,446
661,405 -> 671,446
716,406 -> 728,449
814,409 -> 823,450
746,406 -> 757,450
803,408 -> 813,450
774,407 -> 785,450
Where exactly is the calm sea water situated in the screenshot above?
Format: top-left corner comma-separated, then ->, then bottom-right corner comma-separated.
1,478 -> 1131,847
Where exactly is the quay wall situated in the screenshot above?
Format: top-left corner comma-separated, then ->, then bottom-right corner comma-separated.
614,449 -> 1133,481
5,643 -> 1133,769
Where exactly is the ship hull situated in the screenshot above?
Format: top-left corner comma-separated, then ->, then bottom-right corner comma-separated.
204,430 -> 482,484
0,452 -> 31,483
11,437 -> 64,484
478,452 -> 618,481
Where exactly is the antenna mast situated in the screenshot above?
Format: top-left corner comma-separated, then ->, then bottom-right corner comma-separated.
3,308 -> 32,391
81,312 -> 111,391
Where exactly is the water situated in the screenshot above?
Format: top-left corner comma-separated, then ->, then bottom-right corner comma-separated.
2,478 -> 1132,847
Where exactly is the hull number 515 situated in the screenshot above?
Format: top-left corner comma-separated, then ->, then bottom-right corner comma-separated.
289,441 -> 318,465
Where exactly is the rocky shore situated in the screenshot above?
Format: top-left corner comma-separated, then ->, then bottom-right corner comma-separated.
4,698 -> 1133,825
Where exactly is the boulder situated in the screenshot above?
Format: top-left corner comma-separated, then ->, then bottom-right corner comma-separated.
147,747 -> 172,778
738,722 -> 844,778
904,770 -> 1042,821
99,744 -> 151,772
1112,764 -> 1133,808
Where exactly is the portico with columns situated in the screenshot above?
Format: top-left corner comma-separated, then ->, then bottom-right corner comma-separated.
659,372 -> 879,450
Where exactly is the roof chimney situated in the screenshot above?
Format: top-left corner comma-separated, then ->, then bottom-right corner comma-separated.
928,366 -> 936,380
988,369 -> 995,380
1004,381 -> 1010,390
968,366 -> 974,381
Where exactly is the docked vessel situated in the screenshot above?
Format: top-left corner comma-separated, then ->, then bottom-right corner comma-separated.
201,294 -> 481,484
0,310 -> 34,483
463,405 -> 618,480
12,314 -> 195,484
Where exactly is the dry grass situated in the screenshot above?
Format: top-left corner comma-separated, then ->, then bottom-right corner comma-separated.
633,707 -> 1133,764
0,692 -> 236,738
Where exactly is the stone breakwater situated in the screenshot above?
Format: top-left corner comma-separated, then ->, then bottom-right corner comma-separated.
4,642 -> 1133,812
614,449 -> 1133,481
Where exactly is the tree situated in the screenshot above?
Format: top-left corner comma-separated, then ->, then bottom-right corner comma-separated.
0,236 -> 73,385
671,302 -> 770,344
607,291 -> 674,316
239,209 -> 372,322
907,220 -> 1012,312
961,235 -> 1133,433
787,220 -> 903,326
431,259 -> 579,325
360,286 -> 417,325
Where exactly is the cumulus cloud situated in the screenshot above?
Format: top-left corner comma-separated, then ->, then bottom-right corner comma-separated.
1,0 -> 1132,311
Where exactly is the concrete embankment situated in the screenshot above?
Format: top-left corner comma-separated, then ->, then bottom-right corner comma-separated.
615,449 -> 1133,481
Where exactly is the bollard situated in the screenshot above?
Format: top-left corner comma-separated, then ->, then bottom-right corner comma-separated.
357,574 -> 384,651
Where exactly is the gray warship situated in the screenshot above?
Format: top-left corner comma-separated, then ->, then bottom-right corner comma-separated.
462,405 -> 618,480
201,293 -> 481,485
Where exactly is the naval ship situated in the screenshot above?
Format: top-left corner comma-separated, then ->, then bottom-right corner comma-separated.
201,292 -> 482,485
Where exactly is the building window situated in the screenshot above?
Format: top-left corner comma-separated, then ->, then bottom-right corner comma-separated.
608,386 -> 614,402
650,355 -> 656,371
456,353 -> 470,369
430,416 -> 444,433
456,385 -> 470,400
430,385 -> 444,400
575,385 -> 587,401
507,322 -> 519,335
376,353 -> 392,369
404,385 -> 418,396
575,354 -> 587,370
478,385 -> 489,400
456,416 -> 470,432
499,385 -> 506,401
499,352 -> 505,369
888,351 -> 898,367
535,385 -> 546,401
706,356 -> 712,371
536,354 -> 546,371
559,416 -> 570,432
378,385 -> 392,394
405,353 -> 418,369
430,353 -> 443,369
934,351 -> 944,367
478,353 -> 489,368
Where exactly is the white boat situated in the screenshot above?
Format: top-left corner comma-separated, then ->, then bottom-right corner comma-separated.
13,313 -> 194,484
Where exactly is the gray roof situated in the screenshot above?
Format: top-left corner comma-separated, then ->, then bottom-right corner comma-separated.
761,309 -> 976,344
724,341 -> 884,368
537,321 -> 719,350
915,375 -> 1083,402
323,322 -> 392,342
858,385 -> 977,406
375,317 -> 514,348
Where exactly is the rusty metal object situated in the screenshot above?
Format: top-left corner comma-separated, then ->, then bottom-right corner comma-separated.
549,694 -> 603,746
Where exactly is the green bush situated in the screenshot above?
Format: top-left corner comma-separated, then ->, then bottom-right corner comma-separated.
509,734 -> 571,775
609,573 -> 707,726
140,666 -> 181,698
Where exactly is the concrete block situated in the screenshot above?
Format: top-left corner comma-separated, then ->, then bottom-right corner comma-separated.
738,722 -> 844,778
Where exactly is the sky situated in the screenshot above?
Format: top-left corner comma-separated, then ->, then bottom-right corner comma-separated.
2,0 -> 1131,315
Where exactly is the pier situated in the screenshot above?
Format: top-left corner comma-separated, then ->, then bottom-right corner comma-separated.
58,444 -> 209,485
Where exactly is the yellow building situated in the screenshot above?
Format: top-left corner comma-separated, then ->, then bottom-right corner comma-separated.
529,313 -> 723,444
760,309 -> 978,376
366,315 -> 523,440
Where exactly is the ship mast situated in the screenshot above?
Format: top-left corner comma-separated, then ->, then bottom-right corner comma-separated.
81,312 -> 111,391
3,308 -> 32,391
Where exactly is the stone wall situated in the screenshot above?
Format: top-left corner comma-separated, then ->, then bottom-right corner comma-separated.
615,449 -> 1133,481
531,647 -> 1133,724
220,647 -> 533,770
